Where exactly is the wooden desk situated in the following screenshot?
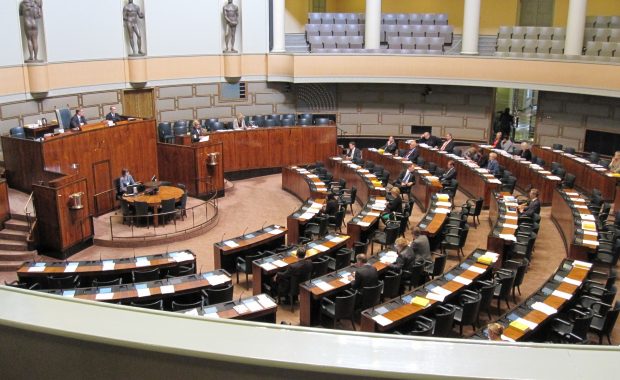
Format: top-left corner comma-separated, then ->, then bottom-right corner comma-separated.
326,157 -> 386,205
360,248 -> 496,332
23,124 -> 56,139
287,198 -> 326,245
487,192 -> 519,262
123,185 -> 184,227
206,126 -> 338,173
17,250 -> 196,287
417,146 -> 501,208
482,259 -> 592,342
346,196 -> 385,248
213,225 -> 287,273
550,188 -> 599,260
177,294 -> 278,323
416,193 -> 452,250
477,145 -> 562,205
251,234 -> 350,295
299,255 -> 389,326
282,166 -> 330,201
39,270 -> 231,304
532,145 -> 620,201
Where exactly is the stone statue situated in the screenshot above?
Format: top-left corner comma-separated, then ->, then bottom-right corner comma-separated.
223,0 -> 239,53
123,0 -> 145,56
19,0 -> 43,62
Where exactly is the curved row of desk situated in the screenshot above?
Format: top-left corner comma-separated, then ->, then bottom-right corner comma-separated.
487,192 -> 520,260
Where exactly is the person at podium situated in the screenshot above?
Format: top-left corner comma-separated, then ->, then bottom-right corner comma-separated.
69,108 -> 87,129
119,168 -> 136,195
105,106 -> 122,123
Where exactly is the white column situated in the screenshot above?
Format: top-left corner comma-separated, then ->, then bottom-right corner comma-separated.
564,0 -> 588,56
272,0 -> 286,52
364,0 -> 382,49
461,0 -> 481,55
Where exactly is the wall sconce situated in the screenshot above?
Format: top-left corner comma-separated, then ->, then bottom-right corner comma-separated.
69,192 -> 84,210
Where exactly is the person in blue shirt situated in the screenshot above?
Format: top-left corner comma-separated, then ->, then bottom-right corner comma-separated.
486,152 -> 500,177
119,168 -> 136,194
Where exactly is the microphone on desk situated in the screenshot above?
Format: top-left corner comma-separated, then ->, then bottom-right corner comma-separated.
261,221 -> 267,230
238,289 -> 246,303
99,252 -> 102,263
198,265 -> 204,275
220,233 -> 226,244
133,249 -> 136,260
242,226 -> 248,238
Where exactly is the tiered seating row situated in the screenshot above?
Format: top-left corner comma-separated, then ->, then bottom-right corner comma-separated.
307,13 -> 448,26
585,15 -> 620,28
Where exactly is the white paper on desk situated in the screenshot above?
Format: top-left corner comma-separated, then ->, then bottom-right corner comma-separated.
505,202 -> 519,208
260,263 -> 277,271
569,197 -> 583,203
203,312 -> 220,319
184,308 -> 200,316
418,169 -> 429,174
380,252 -> 398,264
199,136 -> 209,142
583,240 -> 599,247
315,281 -> 334,291
505,215 -> 518,220
499,234 -> 517,242
135,258 -> 151,267
268,229 -> 283,235
562,277 -> 582,286
299,212 -> 316,220
475,168 -> 489,173
243,300 -> 263,312
95,292 -> 114,300
501,334 -> 516,342
552,290 -> 572,300
425,292 -> 446,302
223,240 -> 239,248
488,179 -> 503,184
137,288 -> 151,298
580,214 -> 595,221
371,205 -> 386,211
546,175 -> 562,181
594,167 -> 607,172
313,244 -> 329,252
453,276 -> 472,285
467,265 -> 486,274
573,260 -> 593,268
502,223 -> 518,229
375,187 -> 386,191
339,277 -> 351,284
272,260 -> 287,268
28,264 -> 46,272
436,201 -> 452,207
516,317 -> 538,330
430,286 -> 451,297
538,170 -> 551,174
372,314 -> 392,326
102,261 -> 115,271
331,236 -> 347,243
64,262 -> 79,273
160,285 -> 175,294
209,274 -> 230,286
233,304 -> 249,314
574,204 -> 588,209
310,202 -> 323,210
171,253 -> 193,262
434,208 -> 451,214
358,222 -> 371,227
367,211 -> 381,217
532,301 -> 557,316
257,294 -> 277,309
307,174 -> 318,179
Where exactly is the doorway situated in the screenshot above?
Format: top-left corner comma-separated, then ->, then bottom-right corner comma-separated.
493,88 -> 539,143
519,0 -> 555,26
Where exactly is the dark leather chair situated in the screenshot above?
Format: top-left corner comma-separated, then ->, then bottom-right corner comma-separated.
432,304 -> 456,337
404,316 -> 435,336
440,225 -> 469,261
327,249 -> 352,271
549,307 -> 594,343
339,186 -> 357,214
590,301 -> 620,344
424,253 -> 447,279
130,299 -> 164,310
92,278 -> 122,287
493,268 -> 516,314
305,216 -> 328,239
159,198 -> 176,225
10,127 -> 26,139
48,274 -> 80,290
311,256 -> 330,277
320,289 -> 356,330
235,252 -> 262,288
133,201 -> 152,227
171,298 -> 205,312
358,281 -> 383,312
132,267 -> 161,283
158,122 -> 174,143
370,221 -> 400,254
203,284 -> 234,305
466,198 -> 483,227
452,289 -> 482,335
402,261 -> 424,290
381,270 -> 402,301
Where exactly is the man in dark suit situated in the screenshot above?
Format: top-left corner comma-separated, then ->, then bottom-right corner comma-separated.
439,133 -> 456,153
346,141 -> 362,161
276,245 -> 313,295
380,136 -> 398,154
410,227 -> 432,263
402,140 -> 419,162
69,108 -> 87,129
440,160 -> 457,186
350,254 -> 379,290
486,152 -> 500,176
105,106 -> 122,123
518,188 -> 541,217
418,132 -> 442,148
389,237 -> 415,272
393,164 -> 416,196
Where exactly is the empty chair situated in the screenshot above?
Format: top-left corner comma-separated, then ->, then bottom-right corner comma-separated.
452,289 -> 482,335
173,122 -> 188,136
171,298 -> 204,311
321,13 -> 335,24
538,26 -> 554,40
209,122 -> 225,131
157,122 -> 174,143
425,25 -> 440,38
438,25 -> 453,44
524,26 -> 539,39
594,16 -> 611,28
414,37 -> 430,50
523,39 -> 538,53
428,37 -> 444,51
132,267 -> 160,283
552,143 -> 563,150
370,221 -> 400,254
345,24 -> 360,36
92,277 -> 122,287
594,28 -> 612,42
48,274 -> 80,290
549,40 -> 565,54
599,42 -> 617,56
358,281 -> 383,311
552,27 -> 566,40
562,173 -> 576,188
308,13 -> 322,25
510,39 -> 525,53
421,13 -> 435,25
584,28 -> 598,41
334,13 -> 348,25
511,26 -> 526,39
130,299 -> 163,310
609,29 -> 620,43
411,24 -> 426,37
311,257 -> 330,278
332,24 -> 346,36
381,270 -> 402,301
383,13 -> 397,25
424,253 -> 447,279
345,13 -> 359,25
305,24 -> 320,38
400,36 -> 415,50
315,117 -> 330,126
396,13 -> 408,25
590,301 -> 620,344
408,13 -> 421,25
383,24 -> 398,42
549,307 -> 594,343
404,316 -> 435,336
435,13 -> 448,25
203,283 -> 234,305
611,16 -> 620,28
497,26 -> 512,39
496,38 -> 511,53
397,24 -> 413,37
320,289 -> 356,330
308,36 -> 323,51
493,269 -> 516,314
349,36 -> 363,48
335,36 -> 349,48
322,36 -> 337,49
432,304 -> 456,337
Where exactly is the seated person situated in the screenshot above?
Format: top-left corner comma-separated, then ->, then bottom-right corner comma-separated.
440,160 -> 457,186
518,188 -> 541,217
393,164 -> 416,196
105,106 -> 122,123
487,323 -> 505,341
119,168 -> 136,195
384,187 -> 403,214
439,133 -> 456,153
232,113 -> 248,130
345,141 -> 362,161
350,254 -> 379,290
380,136 -> 397,154
477,152 -> 489,168
418,131 -> 442,148
322,193 -> 339,217
190,120 -> 207,142
519,142 -> 532,161
402,140 -> 419,162
463,146 -> 480,162
491,132 -> 502,149
500,136 -> 515,153
69,108 -> 87,129
608,151 -> 620,173
275,245 -> 313,296
389,237 -> 415,272
410,227 -> 432,264
486,152 -> 500,176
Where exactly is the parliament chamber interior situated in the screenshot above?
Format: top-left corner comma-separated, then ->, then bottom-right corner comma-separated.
2,0 -> 620,378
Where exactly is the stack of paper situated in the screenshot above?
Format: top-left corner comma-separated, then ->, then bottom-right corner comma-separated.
64,262 -> 79,273
411,296 -> 430,307
257,294 -> 277,308
531,302 -> 557,315
135,257 -> 151,267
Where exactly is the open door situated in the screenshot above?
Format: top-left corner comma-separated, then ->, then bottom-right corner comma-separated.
122,88 -> 155,119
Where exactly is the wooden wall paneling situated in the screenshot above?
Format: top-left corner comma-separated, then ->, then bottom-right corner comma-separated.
123,89 -> 155,119
157,143 -> 196,194
0,180 -> 10,225
1,136 -> 45,193
209,132 -> 237,172
301,126 -> 338,164
269,127 -> 303,167
234,129 -> 270,171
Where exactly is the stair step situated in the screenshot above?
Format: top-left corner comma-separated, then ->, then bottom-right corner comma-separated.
0,229 -> 28,242
4,219 -> 29,232
9,213 -> 33,222
0,239 -> 29,252
0,250 -> 36,262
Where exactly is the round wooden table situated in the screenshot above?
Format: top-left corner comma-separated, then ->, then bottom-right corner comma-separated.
123,185 -> 184,226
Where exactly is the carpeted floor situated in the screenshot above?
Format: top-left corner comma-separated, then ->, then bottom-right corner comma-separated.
2,173 -> 618,343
